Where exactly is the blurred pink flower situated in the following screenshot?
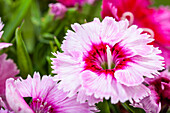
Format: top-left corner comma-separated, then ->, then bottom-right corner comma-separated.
0,54 -> 19,103
132,70 -> 170,113
49,3 -> 67,19
5,72 -> 97,113
0,18 -> 12,50
57,0 -> 95,7
101,0 -> 170,47
51,17 -> 164,105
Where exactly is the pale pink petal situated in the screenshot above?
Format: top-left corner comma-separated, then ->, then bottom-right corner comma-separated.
0,54 -> 19,98
0,43 -> 12,50
6,78 -> 34,113
131,88 -> 161,113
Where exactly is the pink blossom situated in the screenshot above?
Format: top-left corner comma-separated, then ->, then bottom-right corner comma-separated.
132,70 -> 170,113
0,53 -> 19,104
5,72 -> 97,113
51,17 -> 164,105
57,0 -> 95,7
0,18 -> 12,50
49,3 -> 67,19
101,0 -> 170,47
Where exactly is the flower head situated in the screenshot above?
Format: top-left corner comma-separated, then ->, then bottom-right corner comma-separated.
0,18 -> 12,50
132,70 -> 170,113
51,17 -> 164,105
101,0 -> 170,47
5,72 -> 97,113
49,3 -> 67,19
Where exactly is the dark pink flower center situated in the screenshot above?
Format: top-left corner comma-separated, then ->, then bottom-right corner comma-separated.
83,43 -> 133,76
30,98 -> 54,113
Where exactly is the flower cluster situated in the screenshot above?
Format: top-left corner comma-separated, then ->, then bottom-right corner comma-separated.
0,0 -> 170,113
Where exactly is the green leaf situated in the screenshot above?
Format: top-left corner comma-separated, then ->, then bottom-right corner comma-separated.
97,99 -> 111,113
15,27 -> 33,78
122,102 -> 145,113
3,0 -> 32,42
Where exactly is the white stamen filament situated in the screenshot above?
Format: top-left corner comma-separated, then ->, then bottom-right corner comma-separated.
106,45 -> 112,69
142,28 -> 155,38
48,106 -> 52,110
121,12 -> 134,25
44,102 -> 47,106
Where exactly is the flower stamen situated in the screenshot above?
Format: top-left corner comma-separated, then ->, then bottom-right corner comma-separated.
121,12 -> 134,25
142,28 -> 155,38
106,45 -> 112,69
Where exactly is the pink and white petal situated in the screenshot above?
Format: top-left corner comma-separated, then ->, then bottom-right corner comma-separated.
81,71 -> 119,101
0,43 -> 12,50
115,65 -> 144,86
56,95 -> 97,113
15,75 -> 33,97
0,53 -> 19,97
38,75 -> 57,99
6,78 -> 34,113
131,89 -> 160,113
100,18 -> 128,44
77,88 -> 102,105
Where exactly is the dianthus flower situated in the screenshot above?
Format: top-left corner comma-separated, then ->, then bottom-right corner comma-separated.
132,70 -> 170,113
49,3 -> 67,19
4,72 -> 97,113
57,0 -> 95,7
0,18 -> 12,50
51,17 -> 164,105
101,0 -> 170,47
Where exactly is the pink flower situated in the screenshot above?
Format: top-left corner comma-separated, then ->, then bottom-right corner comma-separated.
49,3 -> 67,19
132,70 -> 170,113
57,0 -> 95,7
0,53 -> 19,104
5,72 -> 97,113
101,0 -> 170,47
51,17 -> 164,105
0,18 -> 12,50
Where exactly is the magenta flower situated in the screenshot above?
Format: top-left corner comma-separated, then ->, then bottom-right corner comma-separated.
0,18 -> 12,50
51,17 -> 164,105
57,0 -> 95,7
101,0 -> 170,47
5,72 -> 97,113
0,54 -> 19,102
132,70 -> 170,113
49,3 -> 67,19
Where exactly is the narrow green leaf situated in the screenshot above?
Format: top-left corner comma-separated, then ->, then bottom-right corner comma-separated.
97,99 -> 111,113
54,36 -> 62,52
122,102 -> 145,113
15,27 -> 33,78
3,0 -> 32,42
